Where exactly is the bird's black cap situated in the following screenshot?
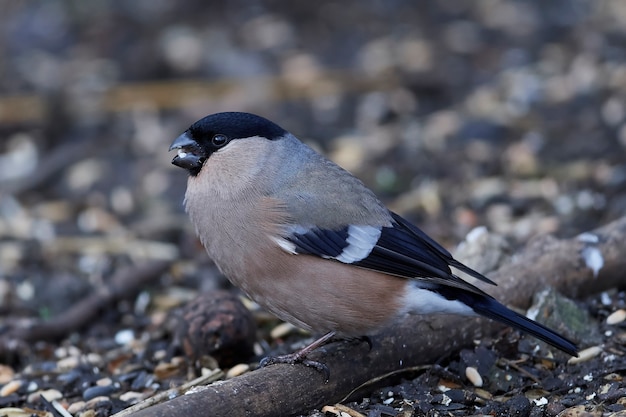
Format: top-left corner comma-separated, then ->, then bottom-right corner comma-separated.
169,112 -> 289,175
187,112 -> 288,143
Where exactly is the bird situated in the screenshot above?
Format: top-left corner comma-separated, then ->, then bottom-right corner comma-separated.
169,111 -> 578,372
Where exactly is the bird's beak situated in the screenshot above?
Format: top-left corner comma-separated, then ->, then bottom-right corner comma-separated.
169,132 -> 205,174
169,132 -> 197,151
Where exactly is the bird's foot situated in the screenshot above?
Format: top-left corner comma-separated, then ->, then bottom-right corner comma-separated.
259,331 -> 336,381
259,353 -> 330,380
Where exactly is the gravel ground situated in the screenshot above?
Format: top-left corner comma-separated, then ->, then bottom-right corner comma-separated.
1,1 -> 626,416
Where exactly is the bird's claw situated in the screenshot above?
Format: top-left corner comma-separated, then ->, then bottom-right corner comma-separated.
260,353 -> 330,381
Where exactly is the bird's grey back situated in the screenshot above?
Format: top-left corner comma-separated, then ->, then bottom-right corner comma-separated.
269,134 -> 393,229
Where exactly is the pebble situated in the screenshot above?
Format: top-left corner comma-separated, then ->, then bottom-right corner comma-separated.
225,363 -> 250,379
568,346 -> 603,364
95,377 -> 113,387
57,355 -> 80,371
55,346 -> 81,358
270,322 -> 297,340
67,401 -> 86,414
153,349 -> 167,361
85,353 -> 103,366
27,388 -> 62,403
154,361 -> 182,380
115,329 -> 135,345
83,384 -> 119,401
130,370 -> 153,391
85,395 -> 112,407
0,366 -> 15,385
606,309 -> 626,325
119,391 -> 143,403
0,380 -> 22,397
465,366 -> 483,387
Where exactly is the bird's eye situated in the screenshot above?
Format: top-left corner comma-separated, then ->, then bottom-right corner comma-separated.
211,134 -> 229,148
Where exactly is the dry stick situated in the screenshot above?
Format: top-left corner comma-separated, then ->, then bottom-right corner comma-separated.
127,216 -> 626,417
3,261 -> 170,343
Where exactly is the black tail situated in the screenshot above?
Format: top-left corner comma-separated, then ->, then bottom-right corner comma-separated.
436,286 -> 579,356
471,296 -> 579,356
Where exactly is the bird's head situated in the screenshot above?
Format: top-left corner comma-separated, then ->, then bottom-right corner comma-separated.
169,112 -> 288,176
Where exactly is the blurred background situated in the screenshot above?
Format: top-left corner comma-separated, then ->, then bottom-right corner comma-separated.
0,0 -> 625,373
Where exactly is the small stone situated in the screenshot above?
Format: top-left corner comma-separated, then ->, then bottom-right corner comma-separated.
606,309 -> 626,325
57,356 -> 80,371
85,396 -> 112,407
152,349 -> 167,361
114,329 -> 135,345
568,346 -> 603,364
83,384 -> 118,401
465,366 -> 483,387
28,389 -> 62,403
95,378 -> 112,387
0,380 -> 22,397
67,401 -> 85,414
154,361 -> 183,380
85,353 -> 103,366
57,366 -> 82,384
119,391 -> 143,403
225,363 -> 250,379
270,322 -> 297,340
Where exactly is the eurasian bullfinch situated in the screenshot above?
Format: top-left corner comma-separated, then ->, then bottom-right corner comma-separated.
169,112 -> 578,371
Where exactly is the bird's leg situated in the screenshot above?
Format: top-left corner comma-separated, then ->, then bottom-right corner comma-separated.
260,331 -> 337,379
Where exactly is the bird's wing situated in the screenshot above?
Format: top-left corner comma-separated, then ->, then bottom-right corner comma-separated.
275,211 -> 495,292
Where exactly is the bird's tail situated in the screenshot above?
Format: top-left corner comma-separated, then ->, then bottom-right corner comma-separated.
469,295 -> 579,357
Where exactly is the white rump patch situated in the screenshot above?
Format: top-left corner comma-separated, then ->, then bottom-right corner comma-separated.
402,281 -> 474,316
335,225 -> 381,263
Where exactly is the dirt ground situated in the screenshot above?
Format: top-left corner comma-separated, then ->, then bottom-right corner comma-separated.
1,1 -> 625,416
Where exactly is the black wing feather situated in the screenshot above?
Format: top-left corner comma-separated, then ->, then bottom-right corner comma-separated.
353,228 -> 452,280
285,212 -> 493,286
290,227 -> 349,258
390,212 -> 495,285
